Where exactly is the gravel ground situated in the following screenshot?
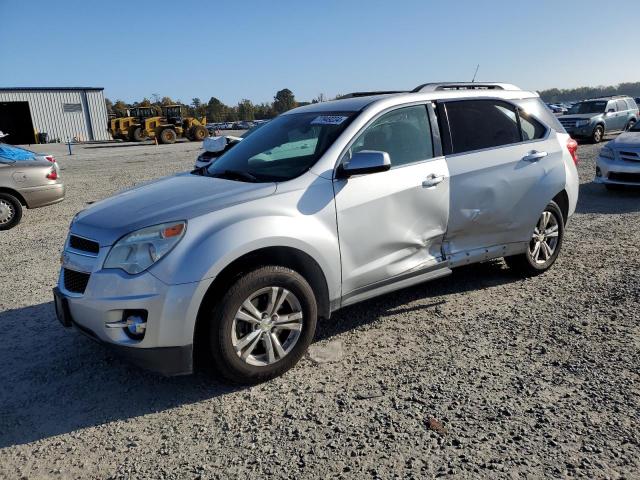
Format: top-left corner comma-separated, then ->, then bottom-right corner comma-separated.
0,138 -> 638,479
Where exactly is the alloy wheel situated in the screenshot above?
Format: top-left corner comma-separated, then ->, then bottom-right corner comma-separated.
0,199 -> 15,225
231,286 -> 304,366
529,211 -> 560,265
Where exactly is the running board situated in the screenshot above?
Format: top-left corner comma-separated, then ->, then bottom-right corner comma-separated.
340,265 -> 452,308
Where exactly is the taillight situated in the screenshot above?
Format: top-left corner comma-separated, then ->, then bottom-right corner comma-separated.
46,169 -> 58,180
45,155 -> 56,163
567,138 -> 578,165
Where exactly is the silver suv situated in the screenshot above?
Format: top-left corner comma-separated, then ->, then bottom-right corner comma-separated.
54,82 -> 579,383
559,96 -> 639,143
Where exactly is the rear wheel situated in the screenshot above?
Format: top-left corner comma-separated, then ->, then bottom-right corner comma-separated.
591,125 -> 604,143
190,125 -> 208,141
505,201 -> 564,276
625,119 -> 636,131
0,193 -> 23,230
159,128 -> 177,144
207,266 -> 318,384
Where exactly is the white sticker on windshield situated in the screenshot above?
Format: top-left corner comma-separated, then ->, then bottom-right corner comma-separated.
311,115 -> 348,125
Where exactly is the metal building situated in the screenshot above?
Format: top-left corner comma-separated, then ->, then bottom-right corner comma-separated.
0,87 -> 110,144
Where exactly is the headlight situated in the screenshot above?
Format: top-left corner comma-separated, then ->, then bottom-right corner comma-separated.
104,221 -> 186,274
576,119 -> 591,127
599,146 -> 614,160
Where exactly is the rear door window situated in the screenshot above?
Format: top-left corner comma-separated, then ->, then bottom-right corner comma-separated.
444,100 -> 521,154
616,100 -> 628,111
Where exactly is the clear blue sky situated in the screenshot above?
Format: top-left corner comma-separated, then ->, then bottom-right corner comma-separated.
1,0 -> 638,105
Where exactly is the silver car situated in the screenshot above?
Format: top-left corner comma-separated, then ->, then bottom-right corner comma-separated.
595,122 -> 640,189
54,82 -> 579,383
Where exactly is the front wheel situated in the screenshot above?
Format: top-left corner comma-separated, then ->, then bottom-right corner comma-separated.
505,201 -> 564,276
208,266 -> 318,384
591,125 -> 604,143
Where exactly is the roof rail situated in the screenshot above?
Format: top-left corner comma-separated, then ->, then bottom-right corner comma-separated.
339,91 -> 407,99
412,82 -> 522,93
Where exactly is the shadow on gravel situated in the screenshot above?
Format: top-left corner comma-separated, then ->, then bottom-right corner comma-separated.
316,260 -> 514,342
0,302 -> 242,449
0,261 -> 517,448
576,182 -> 640,215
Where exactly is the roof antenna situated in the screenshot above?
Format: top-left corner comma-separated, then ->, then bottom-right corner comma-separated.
471,64 -> 480,83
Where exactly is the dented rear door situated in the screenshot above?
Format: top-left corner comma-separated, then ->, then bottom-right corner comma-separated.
440,99 -> 565,255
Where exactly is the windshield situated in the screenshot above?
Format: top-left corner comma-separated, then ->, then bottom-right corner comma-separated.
568,101 -> 607,115
205,111 -> 356,182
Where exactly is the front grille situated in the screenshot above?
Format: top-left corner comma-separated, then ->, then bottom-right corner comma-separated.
559,118 -> 577,128
608,172 -> 640,183
619,151 -> 640,163
63,268 -> 90,294
69,235 -> 99,254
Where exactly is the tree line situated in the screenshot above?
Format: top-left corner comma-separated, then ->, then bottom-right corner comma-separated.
105,88 -> 325,122
539,82 -> 640,103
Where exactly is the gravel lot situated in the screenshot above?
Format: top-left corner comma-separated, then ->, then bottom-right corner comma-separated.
0,137 -> 638,479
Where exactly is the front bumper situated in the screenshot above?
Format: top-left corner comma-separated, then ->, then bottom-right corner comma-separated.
56,255 -> 208,375
595,153 -> 640,185
54,287 -> 193,375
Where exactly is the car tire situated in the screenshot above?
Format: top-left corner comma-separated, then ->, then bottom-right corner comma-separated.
208,266 -> 318,384
159,128 -> 177,144
0,193 -> 23,231
504,200 -> 564,276
625,120 -> 636,131
591,125 -> 604,143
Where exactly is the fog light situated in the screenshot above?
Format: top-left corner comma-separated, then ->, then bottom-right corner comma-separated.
126,315 -> 147,335
106,309 -> 147,340
596,167 -> 602,177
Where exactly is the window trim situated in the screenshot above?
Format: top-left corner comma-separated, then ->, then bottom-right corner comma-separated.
437,97 -> 550,157
333,102 -> 441,178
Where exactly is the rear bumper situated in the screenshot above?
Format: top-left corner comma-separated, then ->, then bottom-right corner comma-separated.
21,183 -> 65,208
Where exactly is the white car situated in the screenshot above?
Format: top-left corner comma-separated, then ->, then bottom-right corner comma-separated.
595,123 -> 640,189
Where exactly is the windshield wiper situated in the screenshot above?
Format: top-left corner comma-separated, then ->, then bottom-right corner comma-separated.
209,169 -> 258,182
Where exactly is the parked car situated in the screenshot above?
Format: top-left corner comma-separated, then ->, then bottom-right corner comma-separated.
546,104 -> 567,115
54,82 -> 579,383
595,121 -> 640,190
195,121 -> 270,169
0,145 -> 65,230
0,133 -> 60,173
558,96 -> 639,143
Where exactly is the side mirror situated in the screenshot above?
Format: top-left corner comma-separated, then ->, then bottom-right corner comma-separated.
338,150 -> 391,178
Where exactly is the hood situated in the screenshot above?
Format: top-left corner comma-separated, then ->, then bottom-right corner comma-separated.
610,131 -> 640,149
72,172 -> 276,245
559,113 -> 600,121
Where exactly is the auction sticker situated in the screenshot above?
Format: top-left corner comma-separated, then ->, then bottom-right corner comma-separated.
311,115 -> 348,125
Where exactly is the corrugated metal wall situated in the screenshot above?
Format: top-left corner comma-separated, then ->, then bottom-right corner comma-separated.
0,89 -> 110,142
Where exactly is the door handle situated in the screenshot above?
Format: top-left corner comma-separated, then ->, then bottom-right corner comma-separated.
422,174 -> 445,188
522,150 -> 548,162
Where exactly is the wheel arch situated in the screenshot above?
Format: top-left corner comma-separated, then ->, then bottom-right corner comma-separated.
552,189 -> 569,225
192,245 -> 332,367
0,187 -> 27,207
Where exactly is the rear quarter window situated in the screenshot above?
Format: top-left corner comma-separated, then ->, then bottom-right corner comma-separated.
513,97 -> 565,133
